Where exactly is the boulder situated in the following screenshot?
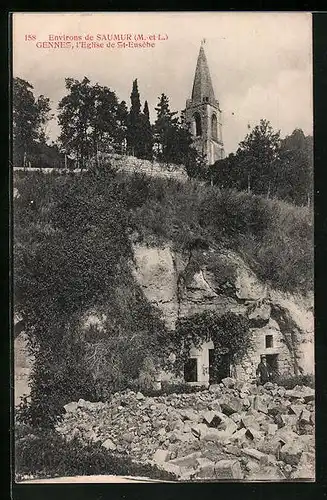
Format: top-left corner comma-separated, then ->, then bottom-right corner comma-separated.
253,396 -> 268,414
247,465 -> 286,480
245,428 -> 264,442
202,410 -> 217,426
169,451 -> 202,468
153,449 -> 170,464
241,415 -> 261,431
191,423 -> 209,439
214,459 -> 243,479
221,377 -> 235,389
267,424 -> 278,436
242,448 -> 269,465
290,451 -> 315,480
230,428 -> 248,444
299,409 -> 311,425
268,404 -> 289,418
179,409 -> 200,422
220,396 -> 243,416
64,402 -> 78,413
201,429 -> 231,444
102,438 -> 117,451
194,464 -> 216,479
279,441 -> 303,466
288,404 -> 305,417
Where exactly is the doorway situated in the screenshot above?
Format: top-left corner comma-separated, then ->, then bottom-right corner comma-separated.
266,354 -> 279,378
184,358 -> 198,382
209,349 -> 230,384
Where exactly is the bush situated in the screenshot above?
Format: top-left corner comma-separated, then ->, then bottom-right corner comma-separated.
15,426 -> 176,481
276,373 -> 315,389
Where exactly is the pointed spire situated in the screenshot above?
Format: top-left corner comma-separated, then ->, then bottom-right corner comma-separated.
191,44 -> 216,104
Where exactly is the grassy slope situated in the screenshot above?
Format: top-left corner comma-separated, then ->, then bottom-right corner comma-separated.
14,165 -> 313,295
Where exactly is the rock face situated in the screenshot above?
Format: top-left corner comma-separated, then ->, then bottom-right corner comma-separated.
132,244 -> 314,381
56,382 -> 315,481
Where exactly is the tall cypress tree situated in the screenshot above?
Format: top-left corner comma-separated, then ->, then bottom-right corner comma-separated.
141,100 -> 153,160
127,79 -> 142,157
154,93 -> 179,163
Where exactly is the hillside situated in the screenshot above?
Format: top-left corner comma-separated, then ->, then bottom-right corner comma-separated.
14,157 -> 313,294
13,158 -> 314,413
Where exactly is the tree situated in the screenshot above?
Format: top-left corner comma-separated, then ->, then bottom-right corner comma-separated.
13,77 -> 52,166
140,101 -> 153,160
127,79 -> 143,157
236,119 -> 281,196
153,93 -> 179,164
58,77 -> 124,168
276,129 -> 313,206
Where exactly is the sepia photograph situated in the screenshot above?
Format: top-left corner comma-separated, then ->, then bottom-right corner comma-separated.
12,12 -> 314,483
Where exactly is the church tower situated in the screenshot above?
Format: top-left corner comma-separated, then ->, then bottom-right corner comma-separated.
185,42 -> 224,165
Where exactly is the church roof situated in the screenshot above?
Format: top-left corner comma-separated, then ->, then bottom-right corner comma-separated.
191,45 -> 216,104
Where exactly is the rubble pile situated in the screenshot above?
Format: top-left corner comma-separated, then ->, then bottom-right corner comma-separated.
57,378 -> 315,481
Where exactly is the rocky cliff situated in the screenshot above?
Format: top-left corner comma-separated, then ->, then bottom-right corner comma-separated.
132,242 -> 314,378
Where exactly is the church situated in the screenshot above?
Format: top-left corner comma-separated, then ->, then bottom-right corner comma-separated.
185,42 -> 225,165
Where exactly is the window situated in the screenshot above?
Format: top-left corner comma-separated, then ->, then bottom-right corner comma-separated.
211,113 -> 218,140
193,113 -> 202,137
265,334 -> 273,348
184,358 -> 198,382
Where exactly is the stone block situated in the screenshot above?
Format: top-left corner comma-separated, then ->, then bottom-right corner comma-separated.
64,401 -> 78,413
230,427 -> 247,443
224,444 -> 242,457
268,404 -> 289,418
290,451 -> 315,480
279,441 -> 303,466
267,424 -> 278,436
194,464 -> 216,479
221,377 -> 236,388
221,396 -> 243,416
201,429 -> 230,443
245,428 -> 264,442
102,438 -> 117,451
253,396 -> 268,414
288,404 -> 304,417
299,409 -> 311,425
191,423 -> 209,438
242,447 -> 269,464
153,448 -> 170,464
241,415 -> 261,431
179,409 -> 200,422
247,465 -> 286,480
214,459 -> 243,479
202,410 -> 217,425
169,451 -> 202,468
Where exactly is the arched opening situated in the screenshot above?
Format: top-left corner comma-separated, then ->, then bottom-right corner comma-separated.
193,113 -> 202,137
211,113 -> 218,140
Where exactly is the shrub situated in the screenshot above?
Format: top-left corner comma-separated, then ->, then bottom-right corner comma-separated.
15,426 -> 175,481
276,373 -> 315,389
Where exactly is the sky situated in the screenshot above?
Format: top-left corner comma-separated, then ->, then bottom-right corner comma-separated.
13,12 -> 313,154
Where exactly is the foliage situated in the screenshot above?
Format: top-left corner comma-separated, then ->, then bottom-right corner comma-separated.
58,77 -> 127,167
15,425 -> 175,481
13,77 -> 53,166
153,93 -> 200,167
14,166 -> 167,426
210,121 -> 313,207
162,311 -> 251,374
14,163 -> 313,425
129,381 -> 207,397
275,373 -> 315,389
126,173 -> 313,293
